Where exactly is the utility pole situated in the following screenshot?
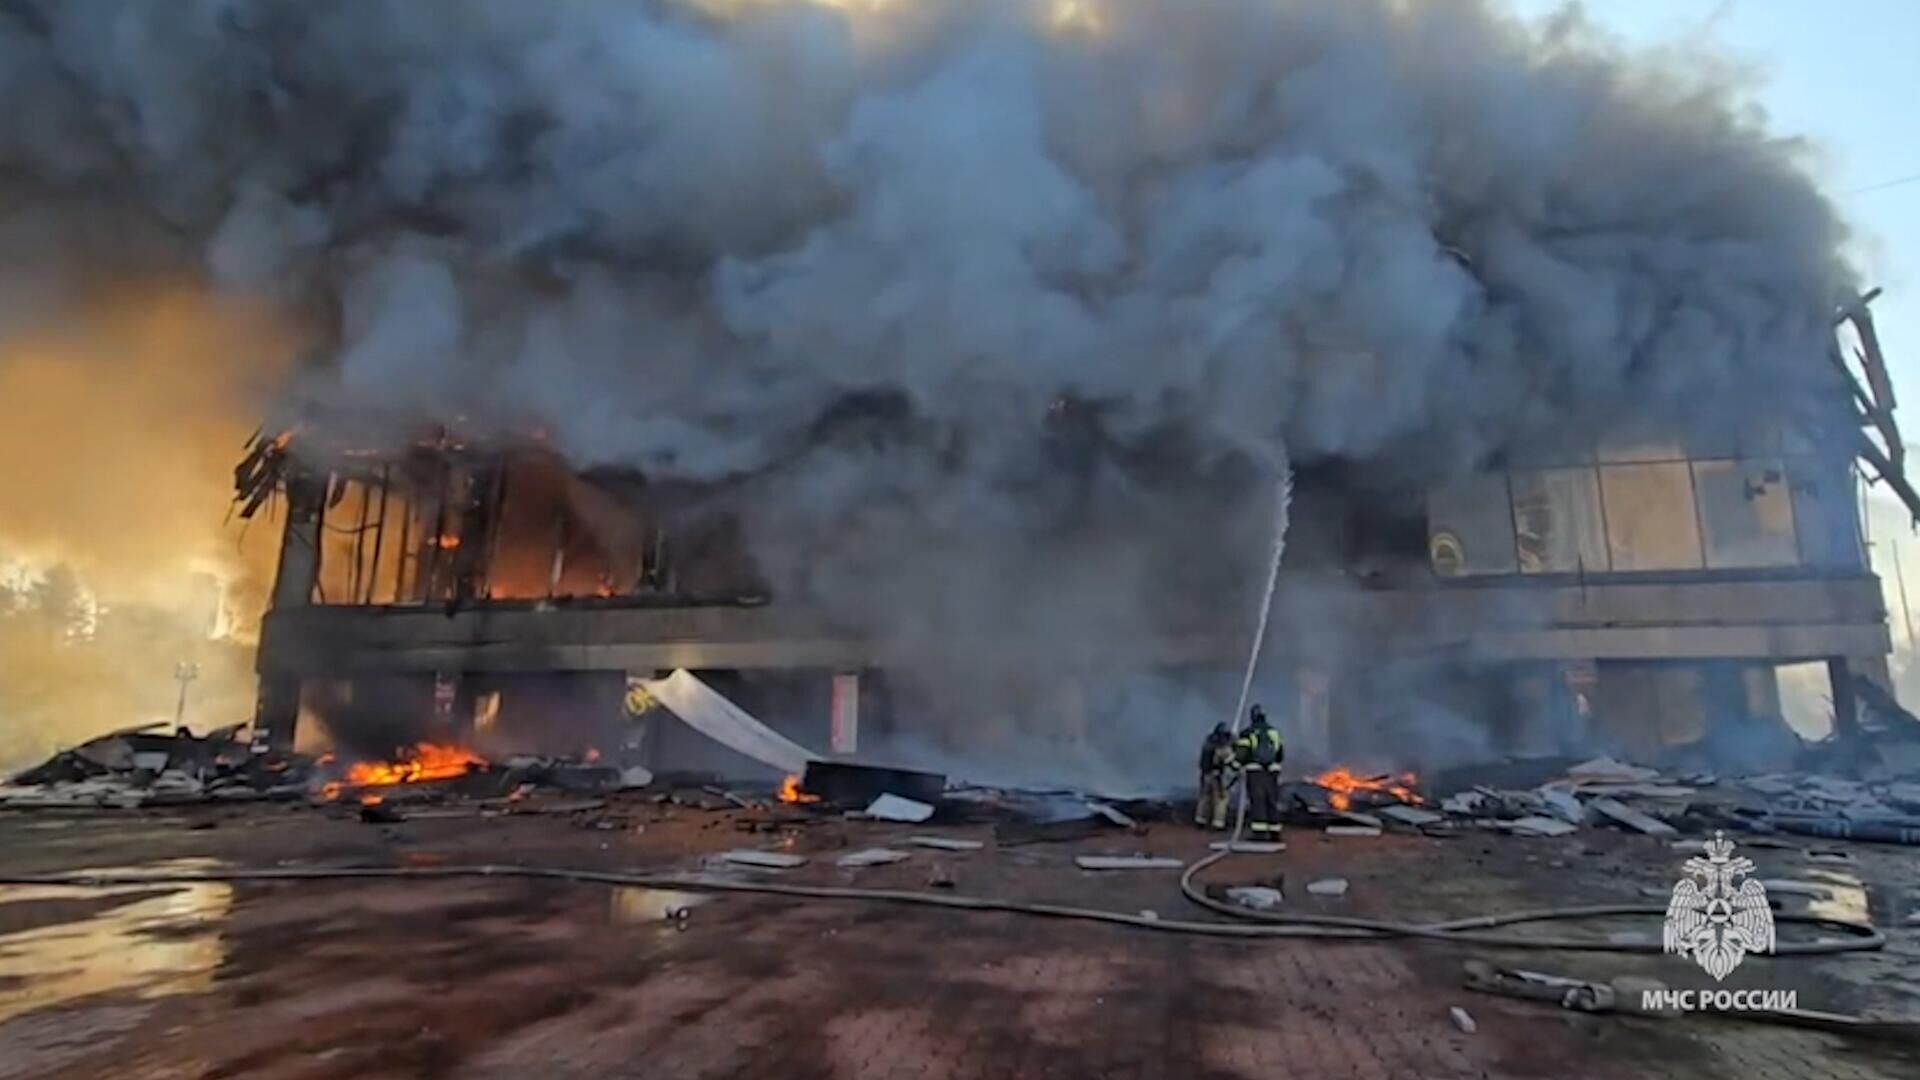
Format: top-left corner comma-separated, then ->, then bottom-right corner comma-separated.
174,661 -> 199,730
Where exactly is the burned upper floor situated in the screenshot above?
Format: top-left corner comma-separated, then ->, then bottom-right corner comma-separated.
233,293 -> 1913,615
235,420 -> 1879,625
235,431 -> 770,611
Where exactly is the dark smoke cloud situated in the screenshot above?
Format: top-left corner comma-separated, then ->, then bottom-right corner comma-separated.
0,0 -> 1860,778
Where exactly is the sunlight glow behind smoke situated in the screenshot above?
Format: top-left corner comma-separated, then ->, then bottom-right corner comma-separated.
0,286 -> 293,760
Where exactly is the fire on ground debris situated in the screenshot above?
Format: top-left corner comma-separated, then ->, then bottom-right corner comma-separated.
7,699 -> 1920,849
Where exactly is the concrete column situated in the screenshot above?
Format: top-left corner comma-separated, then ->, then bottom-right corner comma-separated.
1508,667 -> 1559,757
449,673 -> 478,740
434,672 -> 464,737
270,471 -> 326,610
254,678 -> 301,754
1829,659 -> 1858,740
1053,675 -> 1090,759
1295,666 -> 1331,765
1741,664 -> 1784,724
255,471 -> 327,752
830,672 -> 860,755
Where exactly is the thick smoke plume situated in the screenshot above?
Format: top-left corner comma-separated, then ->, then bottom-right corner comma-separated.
0,0 -> 1860,781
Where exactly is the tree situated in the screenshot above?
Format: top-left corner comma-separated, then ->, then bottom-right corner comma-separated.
28,563 -> 92,643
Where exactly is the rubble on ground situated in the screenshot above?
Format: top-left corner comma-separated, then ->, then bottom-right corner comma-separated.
15,717 -> 1920,859
1506,816 -> 1578,838
1306,877 -> 1350,897
1463,960 -> 1619,1014
836,848 -> 912,868
719,850 -> 809,869
1,724 -> 309,808
909,835 -> 983,851
0,728 -> 727,814
863,793 -> 935,823
1075,854 -> 1185,870
956,786 -> 1170,845
1225,885 -> 1284,910
1290,750 -> 1920,848
1380,805 -> 1444,827
497,755 -> 630,794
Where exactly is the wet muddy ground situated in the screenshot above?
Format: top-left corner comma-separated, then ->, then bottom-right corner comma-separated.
2,801 -> 1917,1078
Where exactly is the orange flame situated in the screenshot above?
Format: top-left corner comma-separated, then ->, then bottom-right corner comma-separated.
359,794 -> 385,807
1311,767 -> 1422,812
321,781 -> 343,801
779,774 -> 819,805
435,534 -> 462,551
346,743 -> 488,787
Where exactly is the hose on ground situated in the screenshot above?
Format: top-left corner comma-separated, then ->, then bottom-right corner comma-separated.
1175,851 -> 1884,953
0,862 -> 1885,955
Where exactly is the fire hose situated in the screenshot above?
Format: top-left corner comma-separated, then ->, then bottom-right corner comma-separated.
0,863 -> 1882,954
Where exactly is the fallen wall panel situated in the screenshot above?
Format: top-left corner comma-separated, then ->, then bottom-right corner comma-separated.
640,669 -> 819,775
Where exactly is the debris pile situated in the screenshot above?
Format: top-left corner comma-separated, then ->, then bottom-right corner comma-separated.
1827,675 -> 1920,778
14,718 -> 1920,853
1432,756 -> 1695,838
2,730 -> 656,814
1,723 -> 312,808
1411,755 -> 1920,846
1420,753 -> 1704,837
959,787 -> 1165,846
1729,773 -> 1920,845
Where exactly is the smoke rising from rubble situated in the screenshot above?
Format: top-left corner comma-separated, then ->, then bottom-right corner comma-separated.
0,0 -> 1860,780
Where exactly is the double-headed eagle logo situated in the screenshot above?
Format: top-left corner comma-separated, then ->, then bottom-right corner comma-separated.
1663,832 -> 1775,981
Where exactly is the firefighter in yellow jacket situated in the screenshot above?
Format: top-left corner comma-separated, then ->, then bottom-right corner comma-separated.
1233,705 -> 1286,837
1194,723 -> 1237,830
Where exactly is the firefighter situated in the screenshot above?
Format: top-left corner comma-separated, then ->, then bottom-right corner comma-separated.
1194,722 -> 1237,830
1233,704 -> 1286,838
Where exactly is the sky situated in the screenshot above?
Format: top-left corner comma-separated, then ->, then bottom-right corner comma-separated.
1506,0 -> 1920,655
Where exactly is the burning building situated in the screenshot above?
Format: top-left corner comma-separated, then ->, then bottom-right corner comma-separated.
0,0 -> 1906,784
241,290 -> 1912,783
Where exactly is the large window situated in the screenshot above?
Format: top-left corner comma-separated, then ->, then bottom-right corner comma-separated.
1511,467 -> 1608,573
311,455 -> 645,606
1427,434 -> 1861,578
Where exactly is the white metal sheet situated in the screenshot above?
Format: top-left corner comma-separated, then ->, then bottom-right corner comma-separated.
639,669 -> 820,775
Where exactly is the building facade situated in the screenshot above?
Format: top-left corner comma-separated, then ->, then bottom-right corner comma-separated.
244,303 -> 1908,772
